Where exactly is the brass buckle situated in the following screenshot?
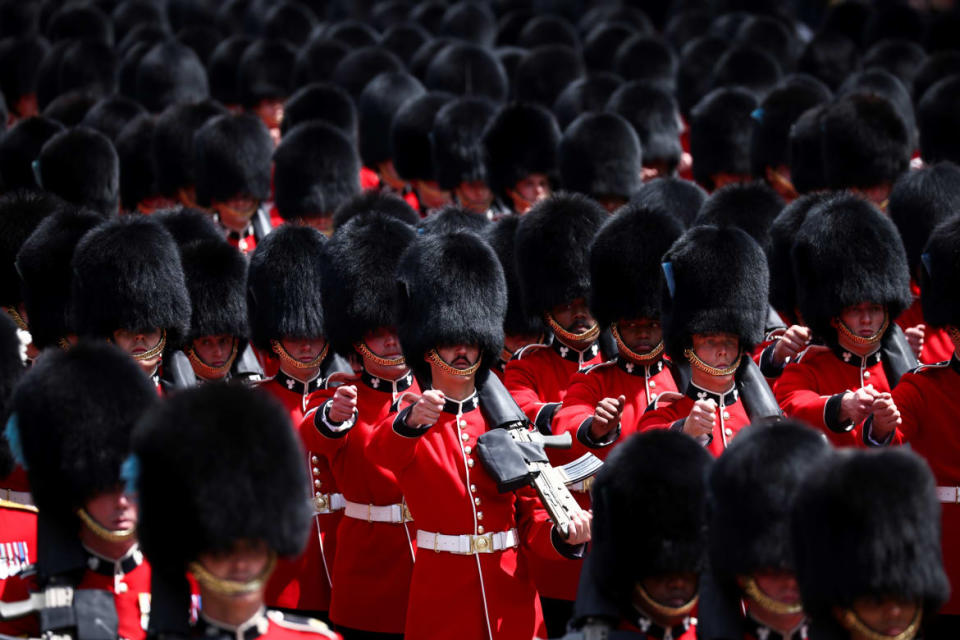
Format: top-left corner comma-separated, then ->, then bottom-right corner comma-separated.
401,503 -> 413,523
314,493 -> 329,512
471,533 -> 493,553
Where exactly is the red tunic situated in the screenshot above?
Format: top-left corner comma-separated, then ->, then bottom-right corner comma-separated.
896,282 -> 954,365
368,392 -> 576,640
637,383 -> 751,457
774,345 -> 889,447
259,372 -> 340,613
299,369 -> 419,633
226,226 -> 258,255
77,546 -> 152,640
0,500 -> 38,637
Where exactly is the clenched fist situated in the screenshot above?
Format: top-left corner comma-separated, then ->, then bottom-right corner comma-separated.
771,325 -> 811,366
683,399 -> 716,438
406,389 -> 446,427
327,384 -> 358,422
589,395 -> 626,441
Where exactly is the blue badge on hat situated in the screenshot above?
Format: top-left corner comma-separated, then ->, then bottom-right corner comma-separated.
662,261 -> 676,299
3,414 -> 26,469
751,108 -> 764,123
921,252 -> 933,277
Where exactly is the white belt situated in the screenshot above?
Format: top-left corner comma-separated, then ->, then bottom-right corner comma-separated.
313,492 -> 346,514
568,477 -> 595,493
0,489 -> 34,507
417,528 -> 518,555
344,499 -> 413,523
937,486 -> 960,503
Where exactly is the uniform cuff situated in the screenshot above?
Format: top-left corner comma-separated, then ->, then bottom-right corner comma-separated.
824,393 -> 854,433
550,525 -> 585,560
314,402 -> 357,439
576,417 -> 619,449
862,415 -> 895,447
669,419 -> 685,433
392,406 -> 430,438
759,343 -> 786,378
534,402 -> 561,434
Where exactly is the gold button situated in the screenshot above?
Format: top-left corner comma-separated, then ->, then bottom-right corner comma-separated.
650,393 -> 657,401
649,380 -> 656,388
459,420 -> 467,427
477,511 -> 484,520
475,536 -> 488,550
863,371 -> 871,379
470,484 -> 477,493
474,497 -> 480,505
117,582 -> 128,593
463,445 -> 472,454
722,412 -> 731,420
467,458 -> 475,467
311,455 -> 319,464
314,479 -> 321,488
724,428 -> 733,436
312,467 -> 320,475
461,432 -> 469,441
477,526 -> 485,534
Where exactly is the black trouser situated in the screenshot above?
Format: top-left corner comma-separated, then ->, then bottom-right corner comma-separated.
540,596 -> 574,638
334,626 -> 404,640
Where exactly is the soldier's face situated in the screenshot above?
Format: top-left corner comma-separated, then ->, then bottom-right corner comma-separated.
280,336 -> 327,363
839,302 -> 886,338
617,317 -> 662,352
84,488 -> 137,533
192,335 -> 237,368
635,572 -> 697,623
551,298 -> 596,335
197,539 -> 272,583
214,197 -> 259,232
361,327 -> 406,376
112,327 -> 164,372
455,180 -> 493,214
691,332 -> 740,368
436,343 -> 480,369
508,173 -> 550,214
839,595 -> 920,640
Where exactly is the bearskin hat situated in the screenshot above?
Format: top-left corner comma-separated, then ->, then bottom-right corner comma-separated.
333,191 -> 419,230
792,449 -> 949,637
482,103 -> 561,204
391,92 -> 451,182
292,37 -> 349,88
820,93 -> 910,190
333,46 -> 405,100
115,115 -> 156,212
661,225 -> 769,361
16,207 -> 102,349
552,73 -> 623,130
37,127 -> 119,215
583,23 -> 637,73
431,97 -> 497,191
676,35 -> 727,117
711,45 -> 782,100
152,207 -> 225,248
274,122 -> 360,221
749,81 -> 831,177
80,96 -> 147,143
797,31 -> 860,91
42,90 -> 99,128
179,240 -> 247,341
0,313 -> 22,478
247,224 -> 326,351
134,40 -> 209,114
320,213 -> 416,357
281,82 -> 358,139
518,15 -> 578,49
614,36 -> 677,89
0,117 -> 63,192
483,217 -> 543,337
237,39 -> 296,108
263,2 -> 317,46
439,2 -> 496,46
792,193 -> 912,341
358,72 -> 426,168
0,37 -> 48,116
154,100 -> 227,198
863,39 -> 926,94
889,163 -> 960,277
918,75 -> 960,166
381,23 -> 431,66
513,45 -> 585,108
8,341 -> 156,531
424,43 -> 508,103
327,20 -> 379,48
590,203 -> 684,329
395,230 -> 506,384
767,192 -> 831,319
71,215 -> 191,347
788,104 -> 827,195
559,112 -> 643,202
417,206 -> 491,236
633,177 -> 706,228
207,36 -> 253,106
515,193 -> 607,318
0,189 -> 62,308
607,81 -> 682,172
132,384 -> 310,572
920,213 -> 960,329
694,182 -> 784,254
690,87 -> 758,191
194,113 -> 272,206
588,431 -> 713,613
708,421 -> 829,588
839,69 -> 917,150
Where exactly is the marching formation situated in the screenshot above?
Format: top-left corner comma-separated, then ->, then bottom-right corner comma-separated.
1,1 -> 960,640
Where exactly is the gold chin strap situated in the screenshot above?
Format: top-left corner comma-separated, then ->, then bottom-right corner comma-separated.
185,340 -> 239,380
634,583 -> 699,619
684,348 -> 742,377
128,330 -> 167,361
546,314 -> 600,347
189,553 -> 277,597
355,341 -> 405,367
948,326 -> 960,345
58,337 -> 72,351
270,339 -> 328,369
76,508 -> 137,543
3,307 -> 28,331
742,576 -> 804,615
611,324 -> 664,365
426,348 -> 481,377
840,607 -> 921,640
832,312 -> 889,347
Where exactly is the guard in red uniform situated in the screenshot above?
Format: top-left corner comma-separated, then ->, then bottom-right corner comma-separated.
558,112 -> 642,212
247,224 -> 348,617
367,230 -> 591,640
553,201 -> 686,458
3,342 -> 157,640
698,422 -> 829,640
300,211 -> 418,638
71,215 -> 192,393
390,92 -> 453,214
564,431 -> 711,640
773,194 -> 916,446
132,384 -> 341,640
504,193 -> 607,632
638,225 -> 780,456
152,100 -> 228,211
431,97 -> 497,215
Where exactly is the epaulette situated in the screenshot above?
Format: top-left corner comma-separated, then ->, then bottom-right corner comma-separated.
579,360 -> 616,375
912,360 -> 951,374
0,498 -> 38,513
266,610 -> 338,638
514,343 -> 549,360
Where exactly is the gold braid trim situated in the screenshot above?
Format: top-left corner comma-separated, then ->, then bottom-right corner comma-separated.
840,607 -> 921,640
271,339 -> 328,369
611,324 -> 664,365
948,326 -> 960,345
189,554 -> 277,597
684,349 -> 742,377
76,508 -> 137,543
126,330 -> 167,361
355,341 -> 405,367
634,583 -> 699,619
832,312 -> 889,346
58,337 -> 72,351
185,340 -> 239,380
546,314 -> 600,346
3,307 -> 27,331
426,348 -> 480,377
742,576 -> 803,615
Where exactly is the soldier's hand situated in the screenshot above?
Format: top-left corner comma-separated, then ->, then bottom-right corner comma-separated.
407,389 -> 445,427
563,508 -> 592,545
905,324 -> 925,359
870,393 -> 902,440
771,325 -> 811,366
327,385 -> 358,422
589,395 -> 626,440
839,385 -> 881,424
683,399 -> 716,438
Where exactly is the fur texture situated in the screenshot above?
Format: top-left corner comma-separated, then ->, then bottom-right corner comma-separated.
0,314 -> 21,478
749,81 -> 831,176
888,162 -> 960,275
767,192 -> 831,317
921,213 -> 960,328
391,92 -> 451,182
332,46 -> 404,99
135,41 -> 208,113
559,112 -> 643,201
424,42 -> 507,103
694,182 -> 784,254
431,97 -> 497,191
37,126 -> 119,215
281,82 -> 357,139
632,177 -> 706,228
357,72 -> 426,167
332,191 -> 419,231
0,189 -> 63,306
918,75 -> 960,165
513,45 -> 585,108
0,116 -> 64,192
481,103 -> 560,204
607,81 -> 682,169
237,39 -> 296,107
417,205 -> 491,236
483,217 -> 544,337
152,207 -> 225,248
181,240 -> 247,340
690,87 -> 758,190
193,113 -> 273,206
153,100 -> 227,197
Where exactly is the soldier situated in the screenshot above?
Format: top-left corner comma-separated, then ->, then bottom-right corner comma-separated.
35,127 -> 119,215
153,100 -> 228,211
390,92 -> 453,214
564,431 -> 711,639
431,97 -> 498,216
237,39 -> 297,145
131,384 -> 341,640
0,116 -> 63,192
607,81 -> 684,182
367,230 -> 591,640
689,87 -> 758,192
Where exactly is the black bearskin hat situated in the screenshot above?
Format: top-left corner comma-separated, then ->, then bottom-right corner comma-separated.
153,100 -> 227,198
37,126 -> 119,215
0,116 -> 63,192
482,103 -> 561,204
0,189 -> 62,308
132,384 -> 310,572
237,39 -> 296,108
559,112 -> 643,202
71,216 -> 191,347
207,35 -> 253,106
391,92 -> 451,182
0,37 -> 48,117
661,225 -> 769,361
693,182 -> 784,255
152,207 -> 226,248
552,73 -> 622,130
16,207 -> 102,349
768,192 -> 831,319
708,421 -> 829,588
431,97 -> 497,191
181,240 -> 247,341
792,193 -> 912,342
332,46 -> 404,100
135,40 -> 209,113
9,341 -> 156,530
80,96 -> 147,142
247,224 -> 326,351
194,113 -> 272,206
633,177 -> 706,228
749,80 -> 831,177
710,46 -> 782,100
483,217 -> 544,338
333,191 -> 419,230
320,213 -> 416,357
888,163 -> 960,277
357,72 -> 426,168
424,42 -> 508,103
614,36 -> 677,89
590,203 -> 684,329
516,193 -> 607,318
677,36 -> 728,117
116,115 -> 155,211
381,23 -> 431,66
792,449 -> 949,638
292,37 -> 349,88
921,213 -> 960,329
281,82 -> 357,139
417,206 -> 490,236
690,87 -> 758,191
439,2 -> 495,46
788,104 -> 827,195
395,230 -> 506,385
588,430 -> 713,614
274,122 -> 360,220
918,74 -> 960,166
0,313 -> 22,479
513,45 -> 585,108
607,81 -> 682,172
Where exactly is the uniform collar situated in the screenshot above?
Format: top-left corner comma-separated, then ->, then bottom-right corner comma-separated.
552,337 -> 600,366
744,615 -> 807,640
226,226 -> 254,241
440,391 -> 479,415
197,608 -> 269,640
360,368 -> 413,394
617,356 -> 664,377
273,369 -> 324,395
630,612 -> 693,640
830,343 -> 882,368
686,380 -> 739,406
84,543 -> 144,577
